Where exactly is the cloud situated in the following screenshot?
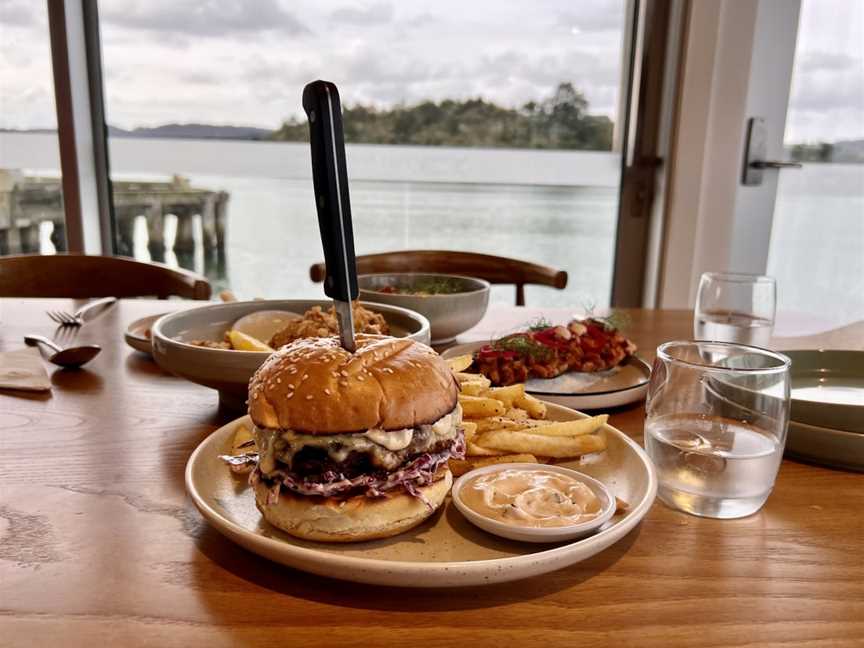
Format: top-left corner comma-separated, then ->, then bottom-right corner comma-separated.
798,51 -> 860,73
790,71 -> 864,113
99,0 -> 309,38
0,0 -> 38,27
330,3 -> 393,26
558,0 -> 625,34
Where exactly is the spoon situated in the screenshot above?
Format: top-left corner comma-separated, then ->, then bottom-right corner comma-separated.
24,335 -> 102,368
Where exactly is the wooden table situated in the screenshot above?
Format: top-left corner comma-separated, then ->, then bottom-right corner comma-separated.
1,299 -> 861,647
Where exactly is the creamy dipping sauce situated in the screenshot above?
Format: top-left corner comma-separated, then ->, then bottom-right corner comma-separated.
460,468 -> 603,528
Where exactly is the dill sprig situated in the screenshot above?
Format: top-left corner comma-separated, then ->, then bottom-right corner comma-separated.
526,317 -> 554,332
579,300 -> 630,332
492,334 -> 554,360
594,310 -> 631,332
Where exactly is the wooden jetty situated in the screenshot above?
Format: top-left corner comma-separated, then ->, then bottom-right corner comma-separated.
0,170 -> 229,257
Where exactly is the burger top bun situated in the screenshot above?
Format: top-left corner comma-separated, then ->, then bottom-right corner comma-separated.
248,334 -> 458,434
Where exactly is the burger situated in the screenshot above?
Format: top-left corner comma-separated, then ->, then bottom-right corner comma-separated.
247,334 -> 464,542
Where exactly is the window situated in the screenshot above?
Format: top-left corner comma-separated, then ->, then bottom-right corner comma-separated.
99,0 -> 631,305
0,1 -> 66,255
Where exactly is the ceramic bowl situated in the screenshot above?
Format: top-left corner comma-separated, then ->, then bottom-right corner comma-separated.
451,463 -> 616,543
151,299 -> 430,410
358,273 -> 490,344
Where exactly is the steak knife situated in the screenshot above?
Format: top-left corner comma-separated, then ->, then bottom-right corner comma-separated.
303,80 -> 358,352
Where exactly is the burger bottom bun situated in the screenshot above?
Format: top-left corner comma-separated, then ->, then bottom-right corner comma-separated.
253,470 -> 452,543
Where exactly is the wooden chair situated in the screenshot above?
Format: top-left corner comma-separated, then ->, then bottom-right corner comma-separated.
0,254 -> 212,299
309,250 -> 567,306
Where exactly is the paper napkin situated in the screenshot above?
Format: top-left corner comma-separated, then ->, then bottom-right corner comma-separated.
0,347 -> 52,391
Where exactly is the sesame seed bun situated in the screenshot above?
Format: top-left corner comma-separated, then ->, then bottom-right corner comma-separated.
248,334 -> 459,434
253,469 -> 452,543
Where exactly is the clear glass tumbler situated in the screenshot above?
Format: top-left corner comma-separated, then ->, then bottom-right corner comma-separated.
694,272 -> 777,347
645,341 -> 791,519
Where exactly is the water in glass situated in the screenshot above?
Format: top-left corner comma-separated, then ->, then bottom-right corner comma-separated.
645,414 -> 782,518
694,310 -> 773,347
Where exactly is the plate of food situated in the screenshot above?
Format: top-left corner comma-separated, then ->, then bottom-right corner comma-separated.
151,299 -> 430,410
442,316 -> 650,410
186,335 -> 656,587
124,313 -> 167,355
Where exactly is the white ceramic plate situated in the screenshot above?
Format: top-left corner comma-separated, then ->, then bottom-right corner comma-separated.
185,403 -> 657,587
124,313 -> 167,355
442,341 -> 651,410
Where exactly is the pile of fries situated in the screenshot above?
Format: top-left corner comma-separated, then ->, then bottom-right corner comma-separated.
447,355 -> 609,477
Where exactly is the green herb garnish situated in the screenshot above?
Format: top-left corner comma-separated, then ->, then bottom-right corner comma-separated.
526,317 -> 553,332
492,334 -> 554,360
595,310 -> 631,332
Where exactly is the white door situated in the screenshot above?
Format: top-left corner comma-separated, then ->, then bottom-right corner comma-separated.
658,0 -> 863,330
766,0 -> 864,327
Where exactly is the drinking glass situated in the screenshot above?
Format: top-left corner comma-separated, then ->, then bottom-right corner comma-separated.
645,341 -> 791,519
694,273 -> 776,347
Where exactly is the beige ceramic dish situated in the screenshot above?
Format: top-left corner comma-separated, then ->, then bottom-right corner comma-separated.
124,313 -> 169,356
185,403 -> 657,587
152,299 -> 430,411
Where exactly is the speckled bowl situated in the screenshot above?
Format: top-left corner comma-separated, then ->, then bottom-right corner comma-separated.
358,273 -> 490,344
151,299 -> 430,410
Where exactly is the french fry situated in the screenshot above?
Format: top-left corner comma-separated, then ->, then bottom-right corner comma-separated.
512,415 -> 608,437
448,454 -> 540,477
458,395 -> 506,418
459,381 -> 491,397
503,407 -> 529,421
466,441 -> 506,456
455,372 -> 490,388
472,416 -> 525,432
232,424 -> 255,453
446,355 -> 474,373
486,384 -> 525,409
514,392 -> 547,419
475,429 -> 607,458
462,421 -> 478,443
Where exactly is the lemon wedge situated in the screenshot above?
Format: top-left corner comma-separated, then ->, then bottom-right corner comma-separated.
227,330 -> 273,352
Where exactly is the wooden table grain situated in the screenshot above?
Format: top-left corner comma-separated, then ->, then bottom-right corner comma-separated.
1,299 -> 861,647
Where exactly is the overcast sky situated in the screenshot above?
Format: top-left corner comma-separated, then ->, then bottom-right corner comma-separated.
1,0 -> 862,143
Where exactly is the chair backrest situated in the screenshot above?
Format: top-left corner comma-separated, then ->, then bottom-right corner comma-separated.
0,254 -> 212,299
309,250 -> 567,306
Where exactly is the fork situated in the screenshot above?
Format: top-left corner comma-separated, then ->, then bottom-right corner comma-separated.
47,297 -> 117,327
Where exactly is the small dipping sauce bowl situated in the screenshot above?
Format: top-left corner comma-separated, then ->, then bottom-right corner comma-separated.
452,463 -> 616,543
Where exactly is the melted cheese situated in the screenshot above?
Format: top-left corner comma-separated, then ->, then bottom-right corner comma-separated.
364,428 -> 413,451
255,407 -> 461,472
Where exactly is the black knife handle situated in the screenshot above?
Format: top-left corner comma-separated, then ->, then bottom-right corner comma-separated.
302,80 -> 358,302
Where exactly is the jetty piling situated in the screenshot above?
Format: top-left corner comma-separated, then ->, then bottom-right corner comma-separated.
0,170 -> 228,258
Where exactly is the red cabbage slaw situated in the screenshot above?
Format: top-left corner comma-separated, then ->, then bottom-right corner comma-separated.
243,434 -> 465,508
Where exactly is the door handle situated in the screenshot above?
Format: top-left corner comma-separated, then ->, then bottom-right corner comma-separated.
750,160 -> 803,170
742,117 -> 803,185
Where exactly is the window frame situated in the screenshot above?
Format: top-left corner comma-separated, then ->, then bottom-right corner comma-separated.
50,0 -> 681,306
